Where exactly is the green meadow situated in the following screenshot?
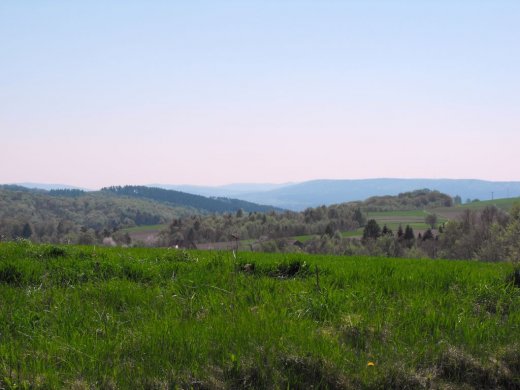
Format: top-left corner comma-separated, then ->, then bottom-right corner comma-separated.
0,241 -> 519,389
459,197 -> 520,211
121,224 -> 168,233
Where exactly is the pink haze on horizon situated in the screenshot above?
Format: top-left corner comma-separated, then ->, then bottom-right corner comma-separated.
1,1 -> 519,188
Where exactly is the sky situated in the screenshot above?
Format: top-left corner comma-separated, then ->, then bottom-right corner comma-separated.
1,1 -> 519,189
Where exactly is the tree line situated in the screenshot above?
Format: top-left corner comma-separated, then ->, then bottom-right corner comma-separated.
158,204 -> 365,247
158,189 -> 451,249
243,204 -> 520,263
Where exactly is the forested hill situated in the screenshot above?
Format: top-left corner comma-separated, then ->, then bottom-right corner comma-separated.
0,187 -> 192,244
354,189 -> 453,211
101,186 -> 283,213
0,185 -> 282,244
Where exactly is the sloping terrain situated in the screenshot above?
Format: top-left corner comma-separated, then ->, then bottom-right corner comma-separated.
0,187 -> 192,243
102,185 -> 283,213
0,242 -> 518,388
206,179 -> 520,210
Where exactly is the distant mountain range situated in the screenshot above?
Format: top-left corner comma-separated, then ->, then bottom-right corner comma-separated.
148,183 -> 293,198
154,179 -> 520,211
7,179 -> 520,212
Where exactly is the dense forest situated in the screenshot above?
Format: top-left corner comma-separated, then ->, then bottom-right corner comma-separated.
102,186 -> 282,213
0,187 -> 192,244
356,189 -> 453,210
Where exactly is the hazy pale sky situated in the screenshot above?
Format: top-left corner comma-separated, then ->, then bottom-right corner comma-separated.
1,1 -> 519,188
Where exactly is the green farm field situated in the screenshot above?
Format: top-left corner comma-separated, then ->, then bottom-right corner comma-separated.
364,210 -> 446,232
460,197 -> 520,211
434,197 -> 520,221
1,241 -> 519,389
120,224 -> 168,246
335,197 -> 520,239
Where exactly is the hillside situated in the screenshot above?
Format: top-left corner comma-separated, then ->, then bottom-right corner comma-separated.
354,188 -> 453,211
0,185 -> 282,245
151,182 -> 292,198
102,186 -> 283,214
0,187 -> 195,244
183,179 -> 520,210
10,182 -> 90,191
9,179 -> 520,212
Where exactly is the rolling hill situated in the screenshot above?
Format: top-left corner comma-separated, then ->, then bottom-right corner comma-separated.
101,186 -> 283,213
0,185 -> 282,244
182,179 -> 520,210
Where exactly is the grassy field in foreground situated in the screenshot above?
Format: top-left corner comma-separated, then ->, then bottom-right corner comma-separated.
0,241 -> 519,389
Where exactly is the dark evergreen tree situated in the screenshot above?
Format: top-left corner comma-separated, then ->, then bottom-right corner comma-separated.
422,229 -> 434,241
21,222 -> 32,238
403,225 -> 415,240
402,225 -> 415,248
397,225 -> 404,239
363,219 -> 381,240
381,225 -> 393,236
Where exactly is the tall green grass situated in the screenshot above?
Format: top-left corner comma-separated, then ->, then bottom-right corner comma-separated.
0,240 -> 518,388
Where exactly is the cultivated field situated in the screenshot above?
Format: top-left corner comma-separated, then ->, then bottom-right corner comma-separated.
1,241 -> 519,389
323,197 -> 520,240
121,224 -> 167,246
434,197 -> 520,221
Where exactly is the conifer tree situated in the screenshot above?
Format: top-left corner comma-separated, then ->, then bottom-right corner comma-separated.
21,222 -> 32,239
363,219 -> 381,240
